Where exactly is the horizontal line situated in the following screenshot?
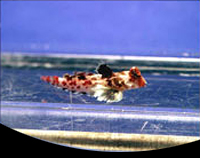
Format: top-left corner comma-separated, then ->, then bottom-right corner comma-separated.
2,106 -> 199,123
61,111 -> 200,123
36,54 -> 200,63
2,101 -> 199,114
2,52 -> 200,63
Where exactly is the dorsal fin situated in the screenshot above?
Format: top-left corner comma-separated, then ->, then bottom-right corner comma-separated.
96,64 -> 113,78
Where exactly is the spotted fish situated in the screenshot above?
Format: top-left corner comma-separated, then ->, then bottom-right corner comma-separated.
41,64 -> 147,103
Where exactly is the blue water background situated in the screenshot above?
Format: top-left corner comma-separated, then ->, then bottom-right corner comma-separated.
1,1 -> 199,57
1,67 -> 199,110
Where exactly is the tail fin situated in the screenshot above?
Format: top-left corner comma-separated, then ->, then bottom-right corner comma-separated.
91,85 -> 123,103
41,76 -> 59,86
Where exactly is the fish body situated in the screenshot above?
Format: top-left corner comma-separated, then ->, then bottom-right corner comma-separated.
41,64 -> 147,103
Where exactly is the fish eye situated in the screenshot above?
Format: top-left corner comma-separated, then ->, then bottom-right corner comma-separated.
129,67 -> 141,79
132,70 -> 141,78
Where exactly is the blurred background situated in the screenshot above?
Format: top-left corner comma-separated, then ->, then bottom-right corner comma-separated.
1,1 -> 199,57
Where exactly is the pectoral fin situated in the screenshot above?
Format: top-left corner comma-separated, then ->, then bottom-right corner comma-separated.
91,85 -> 123,103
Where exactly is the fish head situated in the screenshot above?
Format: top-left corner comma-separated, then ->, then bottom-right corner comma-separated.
128,67 -> 147,88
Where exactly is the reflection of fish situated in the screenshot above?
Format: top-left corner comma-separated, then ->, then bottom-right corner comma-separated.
41,64 -> 147,103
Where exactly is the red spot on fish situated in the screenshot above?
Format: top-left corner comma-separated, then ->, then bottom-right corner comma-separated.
46,76 -> 51,82
83,80 -> 92,86
54,76 -> 59,83
66,76 -> 72,81
62,81 -> 67,86
52,76 -> 59,85
77,86 -> 80,89
129,78 -> 134,82
69,80 -> 76,86
41,76 -> 51,83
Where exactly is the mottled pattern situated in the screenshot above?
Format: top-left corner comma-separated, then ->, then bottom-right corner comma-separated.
41,66 -> 147,103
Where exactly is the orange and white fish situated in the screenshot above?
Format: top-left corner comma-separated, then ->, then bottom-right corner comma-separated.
41,64 -> 147,103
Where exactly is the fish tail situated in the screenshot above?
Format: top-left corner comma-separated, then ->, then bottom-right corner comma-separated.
41,76 -> 60,86
41,76 -> 80,92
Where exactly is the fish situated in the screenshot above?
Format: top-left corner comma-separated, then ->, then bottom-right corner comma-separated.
41,64 -> 147,103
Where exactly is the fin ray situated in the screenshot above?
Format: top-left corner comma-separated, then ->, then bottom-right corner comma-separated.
91,85 -> 123,103
96,64 -> 113,78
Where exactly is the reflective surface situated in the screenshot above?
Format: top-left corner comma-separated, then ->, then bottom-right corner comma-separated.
1,55 -> 199,137
1,101 -> 199,136
1,60 -> 199,109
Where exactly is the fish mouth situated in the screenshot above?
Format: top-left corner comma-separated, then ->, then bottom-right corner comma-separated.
140,77 -> 148,87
